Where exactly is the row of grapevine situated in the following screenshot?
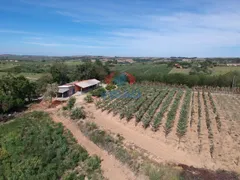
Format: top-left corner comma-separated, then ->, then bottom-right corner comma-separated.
176,90 -> 192,138
112,88 -> 140,116
121,86 -> 154,120
190,92 -> 195,127
197,91 -> 201,137
202,92 -> 214,157
142,89 -> 169,128
164,90 -> 184,136
101,90 -> 126,112
208,92 -> 221,132
152,89 -> 176,131
135,91 -> 161,123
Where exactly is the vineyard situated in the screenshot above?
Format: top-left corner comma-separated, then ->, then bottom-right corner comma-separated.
95,84 -> 240,168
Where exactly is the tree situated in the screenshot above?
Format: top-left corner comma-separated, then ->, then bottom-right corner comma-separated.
43,83 -> 58,103
35,74 -> 53,95
0,74 -> 36,113
50,62 -> 69,85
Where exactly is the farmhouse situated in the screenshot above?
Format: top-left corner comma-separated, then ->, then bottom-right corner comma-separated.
174,63 -> 182,68
58,79 -> 100,98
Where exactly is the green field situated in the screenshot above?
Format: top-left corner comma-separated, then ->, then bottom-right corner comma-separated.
169,68 -> 191,74
113,63 -> 172,80
0,111 -> 103,179
211,66 -> 240,75
0,63 -> 19,70
0,72 -> 45,80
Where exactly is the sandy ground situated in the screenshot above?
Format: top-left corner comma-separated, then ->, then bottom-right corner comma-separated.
76,93 -> 240,173
47,110 -> 138,180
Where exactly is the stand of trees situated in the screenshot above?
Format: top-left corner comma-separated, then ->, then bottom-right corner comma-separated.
0,74 -> 36,113
50,60 -> 110,85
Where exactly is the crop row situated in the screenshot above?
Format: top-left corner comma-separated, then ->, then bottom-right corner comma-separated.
151,89 -> 176,131
208,92 -> 221,132
202,92 -> 214,157
135,91 -> 161,123
176,90 -> 192,138
164,90 -> 184,136
142,89 -> 169,128
197,91 -> 201,137
190,92 -> 195,127
121,86 -> 155,120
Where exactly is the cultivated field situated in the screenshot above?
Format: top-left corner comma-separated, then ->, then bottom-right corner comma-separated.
113,63 -> 171,76
94,84 -> 240,171
211,66 -> 240,75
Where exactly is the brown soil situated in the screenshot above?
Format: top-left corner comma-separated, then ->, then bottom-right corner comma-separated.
48,111 -> 138,180
78,92 -> 240,173
213,94 -> 240,169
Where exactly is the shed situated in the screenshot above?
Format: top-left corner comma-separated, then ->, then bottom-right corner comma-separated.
58,84 -> 75,98
74,79 -> 100,92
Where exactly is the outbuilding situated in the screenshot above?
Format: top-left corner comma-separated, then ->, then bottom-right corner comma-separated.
57,84 -> 75,98
74,79 -> 100,93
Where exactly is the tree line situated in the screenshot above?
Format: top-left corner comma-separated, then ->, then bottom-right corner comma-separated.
133,71 -> 240,87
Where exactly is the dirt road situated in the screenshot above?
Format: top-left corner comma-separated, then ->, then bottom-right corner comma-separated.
49,112 -> 138,180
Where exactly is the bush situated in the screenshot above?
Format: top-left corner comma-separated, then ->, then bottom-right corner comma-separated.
84,94 -> 93,103
106,84 -> 116,91
91,87 -> 106,97
62,106 -> 68,111
71,107 -> 86,120
67,97 -> 76,110
86,155 -> 102,172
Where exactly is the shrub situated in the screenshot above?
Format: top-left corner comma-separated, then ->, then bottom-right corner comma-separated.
86,155 -> 102,172
91,87 -> 106,97
71,107 -> 86,120
62,106 -> 68,111
106,84 -> 116,91
67,97 -> 76,110
84,94 -> 93,103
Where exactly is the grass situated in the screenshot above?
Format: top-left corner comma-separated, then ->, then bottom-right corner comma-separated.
168,66 -> 240,75
113,63 -> 171,74
63,60 -> 83,66
169,68 -> 190,74
0,63 -> 19,70
0,72 -> 45,80
0,111 -> 103,180
211,66 -> 240,75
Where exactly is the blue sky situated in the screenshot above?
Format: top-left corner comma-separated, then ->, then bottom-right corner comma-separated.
0,0 -> 240,57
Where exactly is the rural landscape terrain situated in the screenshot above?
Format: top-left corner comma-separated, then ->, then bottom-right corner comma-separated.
0,55 -> 240,180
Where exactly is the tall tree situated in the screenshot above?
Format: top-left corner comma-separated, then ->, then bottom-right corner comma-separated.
0,74 -> 36,113
43,83 -> 58,103
50,62 -> 69,85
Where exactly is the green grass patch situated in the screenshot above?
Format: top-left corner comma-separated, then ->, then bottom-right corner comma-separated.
211,66 -> 240,75
0,72 -> 45,80
169,68 -> 190,74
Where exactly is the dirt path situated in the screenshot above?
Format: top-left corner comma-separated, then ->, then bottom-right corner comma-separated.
48,112 -> 138,180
